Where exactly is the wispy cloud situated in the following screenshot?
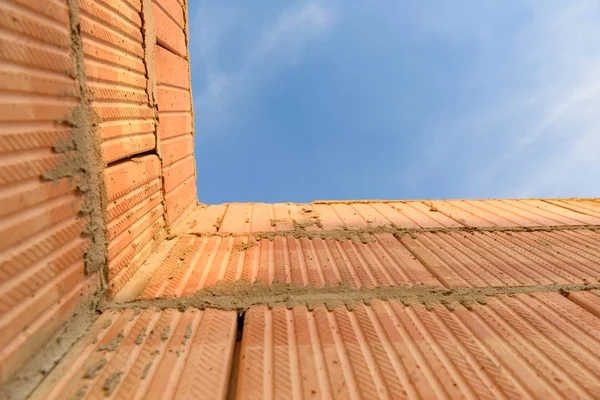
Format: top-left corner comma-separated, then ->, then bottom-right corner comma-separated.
402,1 -> 600,198
189,2 -> 336,131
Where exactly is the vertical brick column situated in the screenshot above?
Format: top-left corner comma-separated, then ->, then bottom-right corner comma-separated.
148,0 -> 198,227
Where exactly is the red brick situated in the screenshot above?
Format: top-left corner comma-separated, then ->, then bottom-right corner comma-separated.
0,66 -> 75,96
101,132 -> 156,164
104,155 -> 161,202
96,0 -> 142,26
106,178 -> 162,222
84,58 -> 147,89
0,30 -> 73,73
0,2 -> 70,48
152,2 -> 186,58
165,174 -> 196,225
160,133 -> 194,167
0,178 -> 76,219
81,38 -> 145,75
154,44 -> 189,89
157,86 -> 191,112
98,119 -> 155,141
0,273 -> 99,386
0,194 -> 82,253
88,80 -> 148,103
80,13 -> 143,58
79,0 -> 143,42
163,154 -> 195,192
158,111 -> 192,139
154,0 -> 185,29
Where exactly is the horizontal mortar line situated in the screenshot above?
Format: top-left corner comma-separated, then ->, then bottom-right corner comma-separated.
101,282 -> 600,313
157,82 -> 190,92
170,223 -> 600,241
310,198 -> 600,205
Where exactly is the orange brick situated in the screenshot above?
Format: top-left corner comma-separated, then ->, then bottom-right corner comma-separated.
88,80 -> 148,103
107,202 -> 163,260
104,155 -> 161,202
160,133 -> 194,167
0,30 -> 73,73
106,178 -> 162,222
79,13 -> 144,58
0,178 -> 75,219
79,0 -> 143,42
154,0 -> 185,29
152,2 -> 186,58
0,66 -> 75,96
96,0 -> 142,26
0,194 -> 82,253
0,1 -> 70,48
157,86 -> 191,112
154,44 -> 190,89
158,111 -> 192,139
84,58 -> 147,89
101,132 -> 156,164
98,119 -> 155,141
165,174 -> 196,225
0,273 -> 99,386
81,38 -> 146,75
163,154 -> 194,192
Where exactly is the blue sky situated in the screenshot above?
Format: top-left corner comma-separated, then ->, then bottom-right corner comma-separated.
187,1 -> 600,204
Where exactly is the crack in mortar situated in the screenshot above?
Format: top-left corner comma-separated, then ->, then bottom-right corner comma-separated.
43,0 -> 108,287
99,281 -> 600,314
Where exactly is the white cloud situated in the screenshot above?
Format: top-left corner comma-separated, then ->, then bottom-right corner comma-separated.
190,2 -> 336,130
406,1 -> 600,198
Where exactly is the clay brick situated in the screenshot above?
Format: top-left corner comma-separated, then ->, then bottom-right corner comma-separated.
81,37 -> 145,74
154,44 -> 189,89
157,86 -> 191,112
87,80 -> 148,103
0,66 -> 75,96
101,132 -> 156,164
0,31 -> 73,73
84,58 -> 147,89
0,178 -> 75,219
158,111 -> 192,139
106,190 -> 163,240
0,273 -> 98,387
0,194 -> 82,253
165,174 -> 196,225
79,0 -> 143,42
98,119 -> 155,141
154,0 -> 185,29
96,0 -> 142,26
104,155 -> 161,202
92,102 -> 154,121
163,154 -> 195,192
106,178 -> 162,222
0,96 -> 76,122
11,0 -> 69,24
0,2 -> 70,48
152,2 -> 186,58
79,13 -> 144,58
160,133 -> 194,167
107,202 -> 163,260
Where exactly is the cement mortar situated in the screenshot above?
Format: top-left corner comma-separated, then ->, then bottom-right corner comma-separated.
100,280 -> 600,314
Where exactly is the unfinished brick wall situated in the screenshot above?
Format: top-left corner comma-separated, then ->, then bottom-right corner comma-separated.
0,0 -> 196,387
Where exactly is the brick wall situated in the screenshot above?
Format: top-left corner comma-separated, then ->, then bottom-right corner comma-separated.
0,0 -> 196,386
